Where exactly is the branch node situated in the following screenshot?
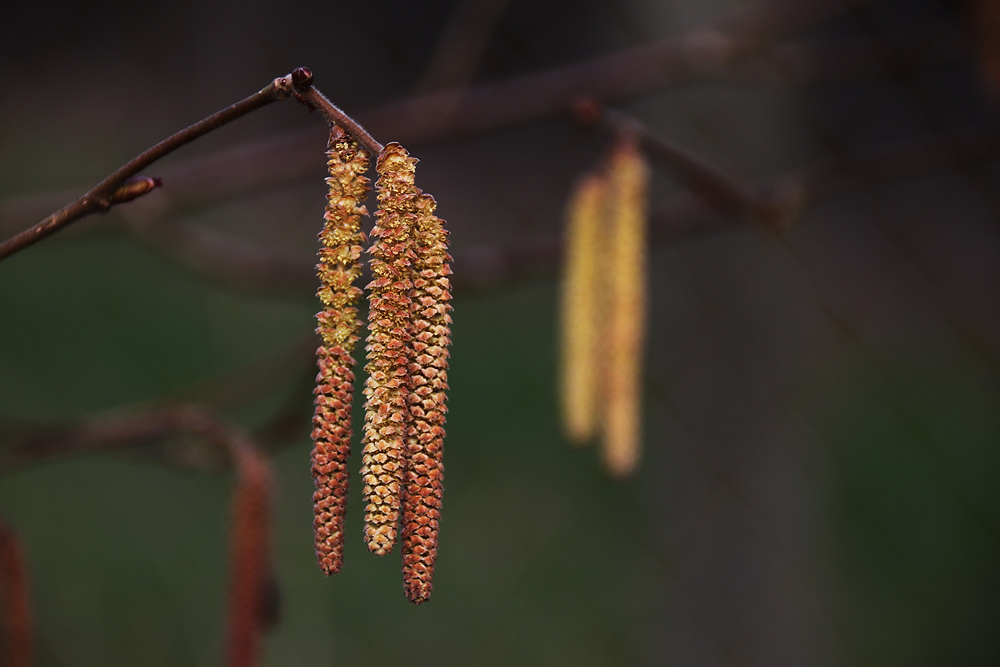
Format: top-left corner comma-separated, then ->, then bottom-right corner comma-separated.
271,74 -> 294,101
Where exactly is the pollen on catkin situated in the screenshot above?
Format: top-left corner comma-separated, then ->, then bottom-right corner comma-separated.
361,142 -> 417,556
311,127 -> 370,575
401,192 -> 451,604
603,135 -> 649,477
559,171 -> 609,445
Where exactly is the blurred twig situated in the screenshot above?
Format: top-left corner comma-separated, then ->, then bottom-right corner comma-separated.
112,125 -> 1000,292
360,0 -> 877,145
0,0 -> 877,243
413,0 -> 511,95
591,105 -> 776,224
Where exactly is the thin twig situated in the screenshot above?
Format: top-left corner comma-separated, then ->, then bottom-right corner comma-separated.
287,68 -> 384,155
302,86 -> 385,154
0,402 -> 281,473
413,0 -> 512,94
0,74 -> 297,261
126,214 -> 313,295
595,106 -> 772,223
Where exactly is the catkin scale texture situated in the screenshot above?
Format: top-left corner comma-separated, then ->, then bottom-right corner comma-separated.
401,192 -> 451,604
311,130 -> 370,575
361,143 -> 418,556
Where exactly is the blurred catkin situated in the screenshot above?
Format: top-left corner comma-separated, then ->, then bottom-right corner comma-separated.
361,142 -> 417,555
559,172 -> 609,444
603,136 -> 648,477
311,128 -> 370,574
225,446 -> 272,667
401,192 -> 451,604
0,520 -> 33,667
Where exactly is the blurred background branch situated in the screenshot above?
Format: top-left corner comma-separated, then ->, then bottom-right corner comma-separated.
1,0 -> 999,665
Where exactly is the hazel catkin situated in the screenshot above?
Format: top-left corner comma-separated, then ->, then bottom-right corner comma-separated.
360,142 -> 418,556
311,127 -> 370,575
400,192 -> 451,604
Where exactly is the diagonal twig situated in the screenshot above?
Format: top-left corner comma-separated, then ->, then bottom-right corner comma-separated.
0,74 -> 298,261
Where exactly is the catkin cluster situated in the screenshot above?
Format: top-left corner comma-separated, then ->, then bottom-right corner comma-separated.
311,129 -> 370,575
559,135 -> 649,477
311,135 -> 450,604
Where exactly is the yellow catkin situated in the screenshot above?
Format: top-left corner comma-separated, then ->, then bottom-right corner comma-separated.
559,172 -> 609,445
361,142 -> 417,555
400,192 -> 451,604
603,136 -> 649,477
311,128 -> 370,575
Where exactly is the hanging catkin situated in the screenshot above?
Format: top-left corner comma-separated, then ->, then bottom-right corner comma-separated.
361,142 -> 417,555
311,127 -> 370,574
400,191 -> 451,604
559,171 -> 609,445
602,136 -> 649,477
225,446 -> 272,667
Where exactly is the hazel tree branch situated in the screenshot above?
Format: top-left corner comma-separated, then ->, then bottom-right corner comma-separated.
0,405 -> 275,667
286,67 -> 385,155
0,74 -> 298,261
0,0 -> 878,243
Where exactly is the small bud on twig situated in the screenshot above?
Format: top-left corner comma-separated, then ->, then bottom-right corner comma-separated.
110,176 -> 161,204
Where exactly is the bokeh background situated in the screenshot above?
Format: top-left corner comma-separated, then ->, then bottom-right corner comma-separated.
2,0 -> 1000,664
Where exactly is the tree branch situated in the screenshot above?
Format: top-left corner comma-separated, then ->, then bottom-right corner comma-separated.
0,0 -> 878,245
0,74 -> 297,261
287,68 -> 385,155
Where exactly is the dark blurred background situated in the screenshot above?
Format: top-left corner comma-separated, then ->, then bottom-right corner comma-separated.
2,0 -> 1000,664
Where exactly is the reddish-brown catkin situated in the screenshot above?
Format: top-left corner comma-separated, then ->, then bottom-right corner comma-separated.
603,136 -> 649,477
311,128 -> 370,574
401,192 -> 451,604
225,449 -> 272,667
0,521 -> 34,667
361,142 -> 417,555
559,171 -> 609,445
